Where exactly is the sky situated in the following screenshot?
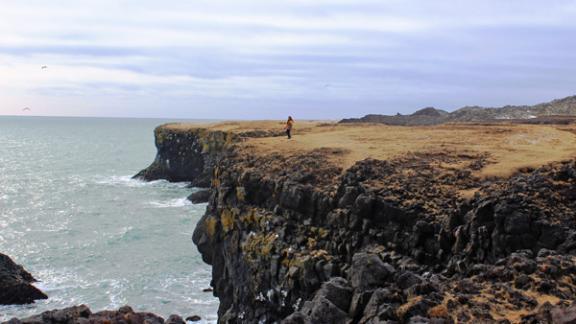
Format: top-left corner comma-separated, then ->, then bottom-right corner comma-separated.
1,0 -> 575,119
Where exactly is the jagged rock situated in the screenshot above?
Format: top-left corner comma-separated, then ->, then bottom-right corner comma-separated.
192,146 -> 576,322
358,288 -> 398,323
350,253 -> 395,291
141,124 -> 576,323
396,271 -> 423,290
0,253 -> 47,305
187,189 -> 211,204
165,315 -> 185,324
311,277 -> 352,311
349,291 -> 373,321
281,312 -> 312,324
9,305 -> 91,324
6,305 -> 167,324
302,297 -> 349,324
134,126 -> 236,187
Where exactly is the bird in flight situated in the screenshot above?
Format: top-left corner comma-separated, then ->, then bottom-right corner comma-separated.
41,66 -> 47,69
23,107 -> 31,111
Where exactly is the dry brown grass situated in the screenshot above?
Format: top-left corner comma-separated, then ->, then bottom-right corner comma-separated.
165,121 -> 576,178
163,120 -> 325,133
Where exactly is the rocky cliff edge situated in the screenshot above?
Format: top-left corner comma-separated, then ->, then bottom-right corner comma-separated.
139,122 -> 576,323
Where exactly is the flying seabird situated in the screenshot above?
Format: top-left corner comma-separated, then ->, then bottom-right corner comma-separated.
41,66 -> 47,69
23,107 -> 31,111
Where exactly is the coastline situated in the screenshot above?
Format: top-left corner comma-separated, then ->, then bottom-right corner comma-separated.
6,119 -> 576,323
134,121 -> 576,323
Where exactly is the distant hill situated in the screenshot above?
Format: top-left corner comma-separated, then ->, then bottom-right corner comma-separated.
340,95 -> 576,125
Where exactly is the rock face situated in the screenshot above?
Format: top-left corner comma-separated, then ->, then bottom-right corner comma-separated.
134,123 -> 576,323
133,124 -> 285,187
0,253 -> 47,305
187,189 -> 212,204
183,129 -> 576,323
340,95 -> 576,125
133,125 -> 237,187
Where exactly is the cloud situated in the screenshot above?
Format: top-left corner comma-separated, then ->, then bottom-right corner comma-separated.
0,0 -> 575,118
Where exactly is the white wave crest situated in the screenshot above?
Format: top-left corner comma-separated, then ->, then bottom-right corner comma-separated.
95,176 -> 190,189
149,197 -> 192,208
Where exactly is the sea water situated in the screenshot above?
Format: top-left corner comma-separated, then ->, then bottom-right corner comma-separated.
0,117 -> 218,322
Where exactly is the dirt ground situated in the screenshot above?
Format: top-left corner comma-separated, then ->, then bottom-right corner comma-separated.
165,121 -> 576,178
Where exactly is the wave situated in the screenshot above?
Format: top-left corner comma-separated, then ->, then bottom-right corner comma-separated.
95,176 -> 190,189
33,268 -> 87,292
148,198 -> 192,208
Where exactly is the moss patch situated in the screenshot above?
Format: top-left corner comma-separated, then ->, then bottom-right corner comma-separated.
242,233 -> 278,260
220,208 -> 237,233
204,215 -> 218,238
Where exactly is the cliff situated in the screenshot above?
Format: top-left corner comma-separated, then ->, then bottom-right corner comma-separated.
133,125 -> 237,187
134,122 -> 286,187
139,122 -> 576,323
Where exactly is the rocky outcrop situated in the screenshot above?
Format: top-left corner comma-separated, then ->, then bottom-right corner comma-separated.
0,253 -> 47,305
340,108 -> 448,126
133,125 -> 237,187
340,95 -> 576,125
187,133 -> 576,323
134,124 -> 285,187
188,189 -> 212,204
2,305 -> 202,324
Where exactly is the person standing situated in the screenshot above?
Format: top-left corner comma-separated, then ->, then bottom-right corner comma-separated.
285,116 -> 294,139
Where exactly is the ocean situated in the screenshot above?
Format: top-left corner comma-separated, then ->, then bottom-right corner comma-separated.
0,116 -> 218,322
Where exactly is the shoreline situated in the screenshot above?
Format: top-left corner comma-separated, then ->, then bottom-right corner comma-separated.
133,121 -> 576,323
6,119 -> 576,323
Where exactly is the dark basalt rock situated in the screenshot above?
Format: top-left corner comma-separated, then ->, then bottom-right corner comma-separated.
165,314 -> 185,324
187,189 -> 211,204
350,252 -> 395,291
126,123 -> 576,323
133,125 -> 236,187
4,305 -> 169,324
188,141 -> 576,323
0,253 -> 47,305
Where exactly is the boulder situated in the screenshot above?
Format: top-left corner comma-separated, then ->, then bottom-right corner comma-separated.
350,253 -> 395,291
312,277 -> 352,311
165,315 -> 185,324
281,312 -> 312,324
187,189 -> 211,204
10,305 -> 167,324
305,297 -> 349,324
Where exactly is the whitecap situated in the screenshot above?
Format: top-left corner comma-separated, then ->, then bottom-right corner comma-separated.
95,175 -> 148,188
149,198 -> 192,208
95,175 -> 190,189
33,268 -> 87,292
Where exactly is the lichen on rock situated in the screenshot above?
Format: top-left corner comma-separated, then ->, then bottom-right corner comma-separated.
189,138 -> 576,323
135,122 -> 576,323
